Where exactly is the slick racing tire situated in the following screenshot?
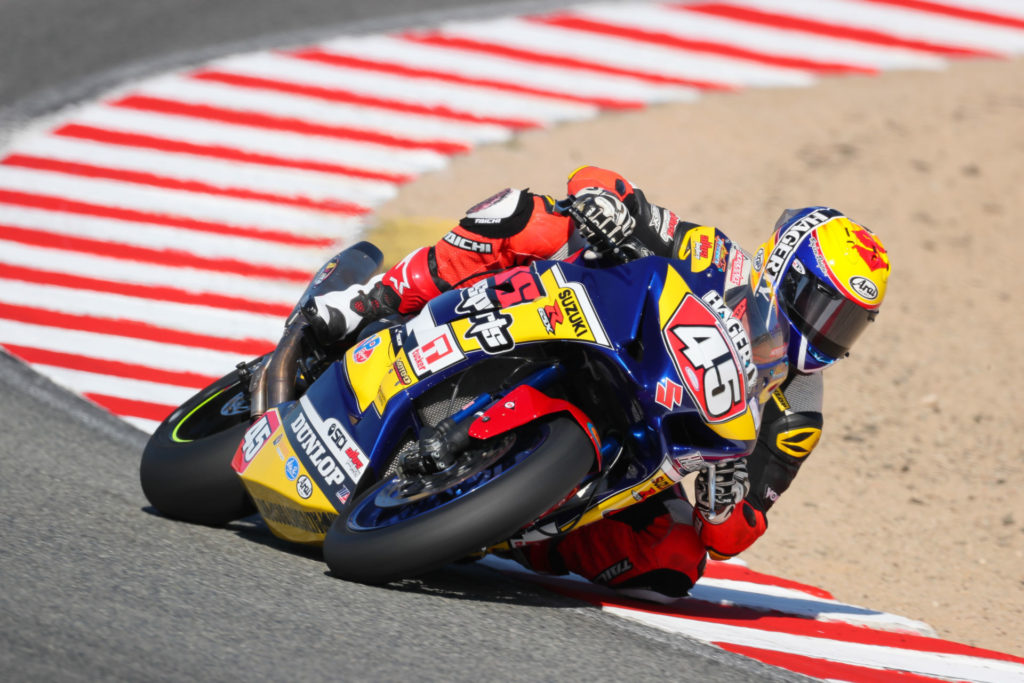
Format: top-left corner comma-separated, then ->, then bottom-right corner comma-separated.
323,417 -> 593,584
140,362 -> 261,526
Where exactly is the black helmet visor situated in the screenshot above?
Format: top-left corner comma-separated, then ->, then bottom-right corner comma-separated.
780,264 -> 876,360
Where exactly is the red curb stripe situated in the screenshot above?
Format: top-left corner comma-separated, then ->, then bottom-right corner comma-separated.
0,262 -> 293,316
718,642 -> 956,682
85,392 -> 176,422
683,3 -> 997,57
0,301 -> 274,356
192,69 -> 540,131
703,561 -> 834,600
0,188 -> 335,248
402,31 -> 733,91
862,0 -> 1024,30
530,13 -> 877,74
3,344 -> 218,388
113,94 -> 470,155
288,48 -> 646,110
0,223 -> 313,282
55,124 -> 413,184
3,154 -> 370,216
529,574 -> 1024,663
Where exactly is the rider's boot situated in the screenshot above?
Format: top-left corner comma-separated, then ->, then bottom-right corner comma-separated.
301,275 -> 384,347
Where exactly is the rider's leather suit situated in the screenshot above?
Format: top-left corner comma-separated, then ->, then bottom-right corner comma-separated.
373,166 -> 824,597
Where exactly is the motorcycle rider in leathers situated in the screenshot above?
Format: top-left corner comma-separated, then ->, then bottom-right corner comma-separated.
303,165 -> 891,598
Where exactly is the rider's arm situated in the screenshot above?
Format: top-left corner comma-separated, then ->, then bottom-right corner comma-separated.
696,372 -> 825,560
566,165 -> 683,258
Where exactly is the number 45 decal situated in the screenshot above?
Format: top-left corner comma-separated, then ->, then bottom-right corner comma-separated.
663,295 -> 746,423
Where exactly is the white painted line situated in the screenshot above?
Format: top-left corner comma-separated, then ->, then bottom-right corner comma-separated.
0,204 -> 329,273
0,239 -> 307,303
577,3 -> 948,71
438,17 -> 818,88
0,165 -> 366,237
726,0 -> 1024,54
605,605 -> 1024,683
691,578 -> 937,635
13,135 -> 401,206
208,51 -> 599,123
0,319 -> 256,375
133,68 -> 518,147
36,365 -> 197,407
69,104 -> 451,178
317,34 -> 700,103
0,279 -> 283,340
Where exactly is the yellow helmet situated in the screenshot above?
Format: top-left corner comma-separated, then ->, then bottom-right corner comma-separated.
751,207 -> 890,372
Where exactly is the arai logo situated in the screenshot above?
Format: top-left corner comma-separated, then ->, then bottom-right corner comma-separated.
849,276 -> 879,301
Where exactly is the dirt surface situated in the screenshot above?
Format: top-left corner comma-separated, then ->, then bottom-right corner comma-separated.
369,57 -> 1024,655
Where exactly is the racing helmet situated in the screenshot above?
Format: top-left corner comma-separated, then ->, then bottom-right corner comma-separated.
751,207 -> 890,373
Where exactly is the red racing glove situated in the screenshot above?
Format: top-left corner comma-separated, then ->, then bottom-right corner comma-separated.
694,500 -> 767,561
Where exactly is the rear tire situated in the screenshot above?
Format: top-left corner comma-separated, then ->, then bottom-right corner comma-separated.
140,364 -> 259,525
324,417 -> 593,584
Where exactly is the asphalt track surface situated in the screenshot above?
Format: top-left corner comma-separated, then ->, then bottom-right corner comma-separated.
0,1 -> 808,680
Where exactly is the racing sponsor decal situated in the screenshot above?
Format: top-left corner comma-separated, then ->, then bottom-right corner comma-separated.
289,411 -> 345,487
557,289 -> 591,339
727,249 -> 750,288
492,267 -> 543,307
353,335 -> 380,363
630,473 -> 673,503
443,231 -> 493,254
235,410 -> 281,473
679,226 -> 717,272
252,497 -> 335,535
672,451 -> 705,473
753,247 -> 764,273
299,397 -> 369,482
594,558 -> 633,584
286,397 -> 372,511
285,456 -> 300,481
713,237 -> 728,271
655,377 -> 684,410
220,391 -> 250,417
700,291 -> 756,387
455,279 -> 494,315
764,208 -> 842,281
537,303 -> 563,334
336,486 -> 351,506
409,327 -> 464,375
771,387 -> 791,412
313,258 -> 338,286
549,266 -> 611,346
465,311 -> 515,353
296,475 -> 313,499
850,276 -> 879,301
662,294 -> 747,423
392,359 -> 412,385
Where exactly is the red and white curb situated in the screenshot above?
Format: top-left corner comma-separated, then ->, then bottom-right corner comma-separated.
1,1 -> 1022,679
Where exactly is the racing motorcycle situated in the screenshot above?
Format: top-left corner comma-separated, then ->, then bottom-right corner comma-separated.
140,237 -> 788,584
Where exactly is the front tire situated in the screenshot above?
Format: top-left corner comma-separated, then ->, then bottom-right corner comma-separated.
140,364 -> 260,525
324,417 -> 593,584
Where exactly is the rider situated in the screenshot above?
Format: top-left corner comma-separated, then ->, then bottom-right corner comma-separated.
303,165 -> 891,599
